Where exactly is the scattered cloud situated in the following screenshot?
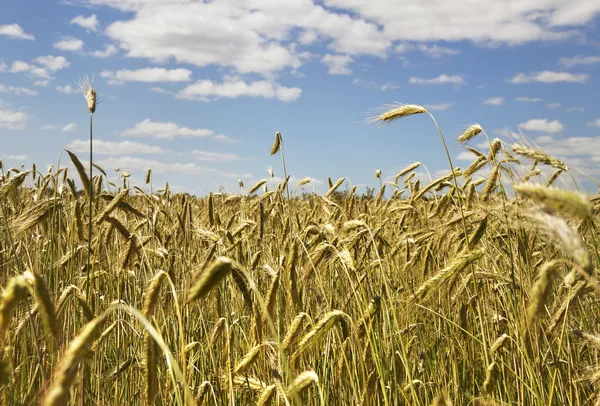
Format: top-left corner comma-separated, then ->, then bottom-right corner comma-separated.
587,119 -> 600,128
90,44 -> 118,58
396,43 -> 461,58
35,55 -> 70,71
509,71 -> 589,84
483,97 -> 504,105
518,118 -> 563,133
66,139 -> 166,155
2,154 -> 28,161
34,80 -> 51,87
192,150 -> 241,162
70,14 -> 99,32
515,96 -> 542,102
408,74 -> 465,85
425,102 -> 454,111
0,84 -> 39,96
321,54 -> 353,75
0,109 -> 29,130
101,68 -> 192,84
4,56 -> 69,80
177,78 -> 302,102
0,24 -> 34,40
122,119 -> 233,142
565,107 -> 584,112
546,102 -> 561,109
150,87 -> 173,94
535,135 -> 600,175
62,123 -> 77,132
56,84 -> 79,94
53,37 -> 84,51
96,155 -> 245,178
352,77 -> 399,91
559,55 -> 600,68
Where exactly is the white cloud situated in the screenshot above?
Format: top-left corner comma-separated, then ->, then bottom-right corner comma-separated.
90,44 -> 118,58
93,0 -> 600,77
53,38 -> 84,51
546,102 -> 561,109
62,123 -> 77,132
515,96 -> 542,102
192,150 -> 241,162
96,155 -> 245,178
122,118 -> 232,141
0,84 -> 38,96
565,107 -> 584,112
3,154 -> 28,161
0,109 -> 29,130
9,61 -> 34,74
150,87 -> 173,94
321,54 -> 353,75
408,74 -> 465,85
34,80 -> 51,87
518,118 -> 564,133
0,24 -> 34,40
177,78 -> 302,102
559,55 -> 600,68
299,30 -> 319,45
535,135 -> 600,175
424,102 -> 454,111
352,77 -> 399,91
56,84 -> 79,94
101,68 -> 192,84
70,15 -> 99,32
416,44 -> 461,58
509,71 -> 589,83
483,97 -> 504,105
66,139 -> 165,155
34,56 -> 70,72
587,119 -> 600,128
42,125 -> 57,130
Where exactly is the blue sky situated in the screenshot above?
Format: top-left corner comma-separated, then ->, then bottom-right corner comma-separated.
1,0 -> 599,194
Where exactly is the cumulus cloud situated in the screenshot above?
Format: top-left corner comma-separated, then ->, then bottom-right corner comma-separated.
483,97 -> 504,105
35,56 -> 70,71
122,119 -> 234,142
408,74 -> 465,85
70,15 -> 99,32
96,155 -> 246,178
2,154 -> 28,161
0,109 -> 29,130
587,119 -> 600,128
396,43 -> 461,58
321,54 -> 353,75
424,102 -> 454,111
559,55 -> 600,68
546,102 -> 561,109
515,96 -> 542,102
518,118 -> 564,133
53,37 -> 84,51
56,84 -> 79,94
509,71 -> 589,83
177,78 -> 302,102
90,44 -> 118,58
62,123 -> 77,132
352,77 -> 399,91
66,139 -> 166,155
0,84 -> 38,96
192,150 -> 241,162
101,68 -> 192,84
0,24 -> 34,40
535,135 -> 600,175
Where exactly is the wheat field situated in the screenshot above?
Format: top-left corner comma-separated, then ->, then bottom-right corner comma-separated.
1,101 -> 599,405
